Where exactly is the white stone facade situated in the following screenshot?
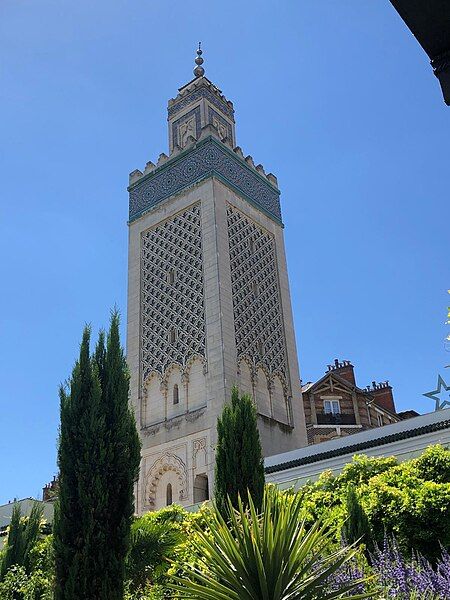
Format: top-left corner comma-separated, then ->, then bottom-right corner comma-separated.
127,70 -> 307,513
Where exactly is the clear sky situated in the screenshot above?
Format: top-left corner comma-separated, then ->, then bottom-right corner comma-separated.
0,1 -> 448,504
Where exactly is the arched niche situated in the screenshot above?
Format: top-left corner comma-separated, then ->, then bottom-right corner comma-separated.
254,367 -> 271,418
145,453 -> 188,510
166,364 -> 184,419
186,357 -> 206,411
271,375 -> 289,425
143,372 -> 164,426
238,359 -> 253,399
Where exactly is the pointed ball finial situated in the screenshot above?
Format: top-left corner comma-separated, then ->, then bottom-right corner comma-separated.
194,42 -> 205,78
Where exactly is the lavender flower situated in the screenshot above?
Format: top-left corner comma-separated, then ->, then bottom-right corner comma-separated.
371,536 -> 450,599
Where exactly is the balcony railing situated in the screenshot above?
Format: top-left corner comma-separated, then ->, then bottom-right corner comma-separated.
316,412 -> 357,425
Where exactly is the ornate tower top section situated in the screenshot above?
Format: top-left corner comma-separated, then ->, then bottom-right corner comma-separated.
128,47 -> 281,224
167,44 -> 236,153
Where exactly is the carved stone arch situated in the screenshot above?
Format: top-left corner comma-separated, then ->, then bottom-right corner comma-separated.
185,353 -> 207,376
254,363 -> 272,390
142,370 -> 163,396
254,364 -> 271,417
142,370 -> 164,427
146,453 -> 188,509
271,371 -> 291,425
238,354 -> 255,382
185,354 -> 207,411
272,370 -> 289,397
161,362 -> 184,388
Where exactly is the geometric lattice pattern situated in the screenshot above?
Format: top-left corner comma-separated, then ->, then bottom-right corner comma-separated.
227,204 -> 288,382
141,203 -> 205,381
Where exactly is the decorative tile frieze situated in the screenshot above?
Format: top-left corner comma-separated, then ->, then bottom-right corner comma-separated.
129,137 -> 281,223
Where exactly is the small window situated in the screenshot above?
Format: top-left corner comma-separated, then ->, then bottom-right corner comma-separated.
249,238 -> 255,254
377,413 -> 384,427
166,483 -> 173,506
324,400 -> 340,415
257,340 -> 264,356
167,268 -> 176,285
173,384 -> 179,405
169,328 -> 177,344
252,282 -> 259,298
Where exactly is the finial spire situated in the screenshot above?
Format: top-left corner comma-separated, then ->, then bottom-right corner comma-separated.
193,42 -> 205,78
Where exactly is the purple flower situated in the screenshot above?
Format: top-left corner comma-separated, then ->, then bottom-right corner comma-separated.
371,536 -> 450,598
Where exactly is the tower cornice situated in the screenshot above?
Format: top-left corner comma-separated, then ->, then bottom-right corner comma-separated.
128,136 -> 281,225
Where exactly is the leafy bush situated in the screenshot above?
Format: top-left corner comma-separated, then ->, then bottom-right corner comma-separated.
413,445 -> 450,484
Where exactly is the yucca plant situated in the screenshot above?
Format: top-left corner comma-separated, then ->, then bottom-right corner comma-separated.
170,486 -> 372,599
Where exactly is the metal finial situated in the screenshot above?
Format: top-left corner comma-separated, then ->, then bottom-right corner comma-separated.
194,42 -> 205,78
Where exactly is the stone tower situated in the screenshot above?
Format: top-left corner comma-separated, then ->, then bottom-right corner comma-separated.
126,47 -> 307,513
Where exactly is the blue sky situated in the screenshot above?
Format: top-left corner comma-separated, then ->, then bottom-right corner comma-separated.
0,1 -> 448,504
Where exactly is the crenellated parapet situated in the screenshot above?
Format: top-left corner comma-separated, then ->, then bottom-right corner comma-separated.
128,134 -> 281,223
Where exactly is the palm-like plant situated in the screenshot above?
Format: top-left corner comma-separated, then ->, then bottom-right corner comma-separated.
126,516 -> 183,595
170,486 -> 371,599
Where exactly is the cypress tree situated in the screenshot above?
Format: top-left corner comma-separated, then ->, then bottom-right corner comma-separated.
342,483 -> 373,553
54,313 -> 141,600
0,502 -> 43,582
214,386 -> 265,515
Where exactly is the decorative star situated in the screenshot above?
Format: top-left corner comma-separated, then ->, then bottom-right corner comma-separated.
423,375 -> 450,411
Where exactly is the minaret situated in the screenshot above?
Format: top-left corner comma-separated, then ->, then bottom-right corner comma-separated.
127,47 -> 307,513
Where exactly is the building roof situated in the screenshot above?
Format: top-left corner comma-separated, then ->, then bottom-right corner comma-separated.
265,409 -> 450,474
301,369 -> 398,418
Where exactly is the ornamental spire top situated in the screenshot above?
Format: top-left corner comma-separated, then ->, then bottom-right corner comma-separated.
193,42 -> 205,78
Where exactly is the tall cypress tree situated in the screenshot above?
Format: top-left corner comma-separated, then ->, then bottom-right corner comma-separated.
214,386 -> 265,515
54,313 -> 141,600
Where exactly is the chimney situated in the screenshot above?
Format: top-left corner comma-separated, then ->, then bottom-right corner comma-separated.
326,359 -> 355,386
366,381 -> 396,414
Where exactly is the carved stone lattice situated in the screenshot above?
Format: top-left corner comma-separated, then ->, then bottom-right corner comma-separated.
141,204 -> 205,382
227,205 -> 288,383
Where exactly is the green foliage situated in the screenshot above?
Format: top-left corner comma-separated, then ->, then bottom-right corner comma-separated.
297,445 -> 450,562
413,445 -> 450,483
342,484 -> 373,554
0,503 -> 44,581
0,536 -> 54,600
365,465 -> 450,561
126,514 -> 183,595
170,486 -> 370,600
340,455 -> 399,486
214,386 -> 265,515
54,311 -> 141,600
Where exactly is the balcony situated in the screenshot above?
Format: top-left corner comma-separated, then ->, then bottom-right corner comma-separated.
316,412 -> 357,425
